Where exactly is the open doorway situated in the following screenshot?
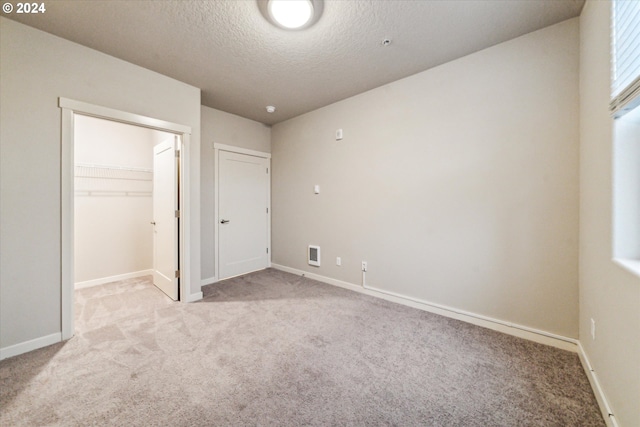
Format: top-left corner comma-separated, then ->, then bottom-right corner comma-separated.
73,115 -> 174,291
73,115 -> 180,331
60,98 -> 193,340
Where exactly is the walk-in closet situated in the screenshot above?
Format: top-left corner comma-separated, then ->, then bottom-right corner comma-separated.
73,115 -> 174,324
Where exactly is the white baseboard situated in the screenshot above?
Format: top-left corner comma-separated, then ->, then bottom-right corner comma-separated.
271,264 -> 577,352
577,342 -> 619,427
0,332 -> 62,361
75,269 -> 153,289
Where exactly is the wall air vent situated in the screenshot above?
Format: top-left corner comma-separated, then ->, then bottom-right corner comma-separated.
308,245 -> 321,267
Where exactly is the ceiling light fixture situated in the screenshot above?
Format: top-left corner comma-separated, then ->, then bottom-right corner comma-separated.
266,105 -> 276,113
259,0 -> 323,31
269,0 -> 312,29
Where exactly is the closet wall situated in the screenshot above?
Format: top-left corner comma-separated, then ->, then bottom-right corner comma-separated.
74,115 -> 173,286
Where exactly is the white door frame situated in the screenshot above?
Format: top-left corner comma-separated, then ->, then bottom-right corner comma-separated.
60,97 -> 192,340
213,143 -> 271,282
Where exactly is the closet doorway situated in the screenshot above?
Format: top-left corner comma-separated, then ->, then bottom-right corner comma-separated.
74,115 -> 177,298
60,98 -> 193,340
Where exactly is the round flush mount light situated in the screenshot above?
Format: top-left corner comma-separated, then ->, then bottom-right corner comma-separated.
258,0 -> 323,30
266,105 -> 276,113
269,0 -> 312,29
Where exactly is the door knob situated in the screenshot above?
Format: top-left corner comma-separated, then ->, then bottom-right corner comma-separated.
220,219 -> 230,224
150,221 -> 156,225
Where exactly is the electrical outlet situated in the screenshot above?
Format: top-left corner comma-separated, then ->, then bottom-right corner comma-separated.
361,261 -> 367,272
336,257 -> 341,266
590,318 -> 596,340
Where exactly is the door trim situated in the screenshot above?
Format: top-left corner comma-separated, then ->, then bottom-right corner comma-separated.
60,97 -> 193,340
214,143 -> 271,160
213,144 -> 271,282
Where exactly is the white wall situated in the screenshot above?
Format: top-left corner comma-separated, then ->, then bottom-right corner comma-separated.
200,105 -> 271,282
579,2 -> 640,426
74,115 -> 173,284
272,19 -> 580,338
0,17 -> 201,352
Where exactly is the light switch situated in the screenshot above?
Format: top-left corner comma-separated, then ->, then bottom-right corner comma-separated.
336,129 -> 343,141
314,185 -> 320,194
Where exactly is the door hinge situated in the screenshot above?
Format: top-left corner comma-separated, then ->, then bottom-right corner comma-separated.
266,167 -> 269,174
175,270 -> 180,279
267,247 -> 269,254
175,210 -> 180,218
266,207 -> 269,214
175,150 -> 180,158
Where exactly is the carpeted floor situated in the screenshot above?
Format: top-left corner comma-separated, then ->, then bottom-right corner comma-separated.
0,268 -> 604,426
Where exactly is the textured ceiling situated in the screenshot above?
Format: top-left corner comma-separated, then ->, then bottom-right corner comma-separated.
6,0 -> 585,125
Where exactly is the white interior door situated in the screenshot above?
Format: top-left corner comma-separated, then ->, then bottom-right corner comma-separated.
152,137 -> 179,300
218,150 -> 270,280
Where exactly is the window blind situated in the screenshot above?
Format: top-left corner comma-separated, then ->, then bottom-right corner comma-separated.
611,0 -> 640,117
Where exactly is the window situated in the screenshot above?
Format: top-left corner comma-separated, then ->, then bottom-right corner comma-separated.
611,0 -> 640,117
611,0 -> 640,276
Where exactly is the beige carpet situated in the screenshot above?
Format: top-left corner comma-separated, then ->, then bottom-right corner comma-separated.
1,269 -> 604,426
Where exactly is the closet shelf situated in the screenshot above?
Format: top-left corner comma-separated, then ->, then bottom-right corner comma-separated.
74,164 -> 152,182
75,190 -> 152,197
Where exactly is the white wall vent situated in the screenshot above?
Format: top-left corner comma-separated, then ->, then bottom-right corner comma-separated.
308,245 -> 321,267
